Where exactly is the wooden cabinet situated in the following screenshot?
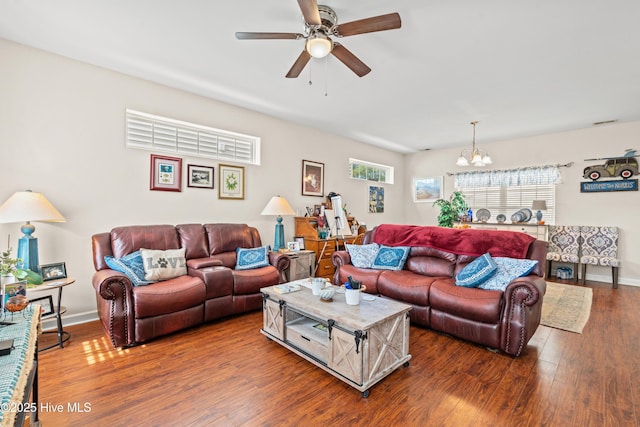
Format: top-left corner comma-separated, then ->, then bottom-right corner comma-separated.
282,250 -> 315,281
295,217 -> 365,279
466,222 -> 548,241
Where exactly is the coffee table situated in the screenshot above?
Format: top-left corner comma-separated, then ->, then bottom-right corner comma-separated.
261,281 -> 412,397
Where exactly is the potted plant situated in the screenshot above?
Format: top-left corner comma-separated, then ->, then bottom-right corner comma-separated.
433,191 -> 467,228
1,248 -> 43,285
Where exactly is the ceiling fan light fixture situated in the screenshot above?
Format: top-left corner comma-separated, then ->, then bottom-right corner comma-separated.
306,32 -> 332,58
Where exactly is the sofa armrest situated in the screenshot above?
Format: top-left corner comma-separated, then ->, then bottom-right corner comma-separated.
92,269 -> 136,348
500,275 -> 547,356
269,252 -> 290,283
331,250 -> 352,285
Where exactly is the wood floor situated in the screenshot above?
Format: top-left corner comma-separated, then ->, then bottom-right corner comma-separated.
35,280 -> 638,427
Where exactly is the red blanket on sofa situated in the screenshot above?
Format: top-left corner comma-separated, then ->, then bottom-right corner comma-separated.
372,224 -> 536,259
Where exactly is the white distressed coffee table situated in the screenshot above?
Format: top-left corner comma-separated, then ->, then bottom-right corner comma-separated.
261,282 -> 411,397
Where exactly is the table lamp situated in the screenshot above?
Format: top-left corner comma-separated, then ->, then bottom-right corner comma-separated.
531,200 -> 547,224
260,196 -> 295,251
0,190 -> 66,273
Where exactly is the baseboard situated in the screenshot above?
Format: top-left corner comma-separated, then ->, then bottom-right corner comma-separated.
41,310 -> 99,332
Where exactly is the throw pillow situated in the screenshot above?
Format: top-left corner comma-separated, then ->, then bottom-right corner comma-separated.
478,257 -> 539,291
104,250 -> 155,287
140,248 -> 187,281
455,253 -> 498,288
236,246 -> 269,270
371,245 -> 410,271
345,243 -> 379,269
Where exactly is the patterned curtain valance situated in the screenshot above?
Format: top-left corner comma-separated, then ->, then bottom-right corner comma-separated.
454,164 -> 563,188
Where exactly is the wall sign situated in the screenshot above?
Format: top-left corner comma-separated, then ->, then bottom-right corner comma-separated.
580,179 -> 637,193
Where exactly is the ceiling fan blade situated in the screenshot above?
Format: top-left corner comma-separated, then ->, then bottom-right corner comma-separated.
297,0 -> 321,26
235,32 -> 303,40
286,50 -> 312,78
330,43 -> 371,77
334,12 -> 401,37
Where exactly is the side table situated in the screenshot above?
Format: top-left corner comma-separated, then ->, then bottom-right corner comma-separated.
30,277 -> 75,351
281,250 -> 315,281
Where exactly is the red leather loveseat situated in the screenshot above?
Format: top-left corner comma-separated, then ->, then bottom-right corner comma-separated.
91,223 -> 289,348
332,224 -> 547,356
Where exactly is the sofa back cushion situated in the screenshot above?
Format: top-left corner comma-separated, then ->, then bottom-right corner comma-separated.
176,224 -> 209,259
110,225 -> 180,259
205,223 -> 262,256
405,247 -> 457,277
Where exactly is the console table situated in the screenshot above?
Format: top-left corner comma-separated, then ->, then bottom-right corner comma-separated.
0,306 -> 40,427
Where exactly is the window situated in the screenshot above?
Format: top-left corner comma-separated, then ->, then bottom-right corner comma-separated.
126,109 -> 261,165
454,165 -> 560,224
348,158 -> 394,184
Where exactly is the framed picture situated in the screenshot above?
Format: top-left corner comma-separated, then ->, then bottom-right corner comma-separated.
3,281 -> 27,311
219,164 -> 245,200
302,160 -> 324,197
369,186 -> 385,213
150,154 -> 182,192
40,262 -> 67,281
187,164 -> 214,189
294,236 -> 306,250
413,176 -> 443,203
287,241 -> 300,252
30,295 -> 54,316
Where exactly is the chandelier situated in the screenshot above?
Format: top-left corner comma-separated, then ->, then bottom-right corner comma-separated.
456,121 -> 492,167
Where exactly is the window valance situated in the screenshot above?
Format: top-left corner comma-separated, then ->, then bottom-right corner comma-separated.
454,164 -> 563,188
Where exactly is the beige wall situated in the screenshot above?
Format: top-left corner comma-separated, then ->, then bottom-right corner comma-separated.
404,121 -> 640,286
0,39 -> 404,325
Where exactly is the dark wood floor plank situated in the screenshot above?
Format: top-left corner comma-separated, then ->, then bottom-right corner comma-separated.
34,280 -> 640,426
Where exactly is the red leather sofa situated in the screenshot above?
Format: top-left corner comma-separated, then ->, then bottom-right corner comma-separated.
91,223 -> 289,348
332,224 -> 547,356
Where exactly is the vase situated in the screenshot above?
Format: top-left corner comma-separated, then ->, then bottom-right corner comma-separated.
1,274 -> 16,287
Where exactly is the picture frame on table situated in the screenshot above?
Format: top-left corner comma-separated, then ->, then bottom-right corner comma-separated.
218,164 -> 245,200
150,154 -> 182,192
40,262 -> 67,281
187,164 -> 214,189
413,176 -> 443,203
302,160 -> 324,197
3,281 -> 27,311
294,236 -> 306,250
287,241 -> 300,252
30,295 -> 54,316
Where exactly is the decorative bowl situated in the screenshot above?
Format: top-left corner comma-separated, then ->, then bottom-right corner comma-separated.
5,295 -> 29,312
319,286 -> 336,301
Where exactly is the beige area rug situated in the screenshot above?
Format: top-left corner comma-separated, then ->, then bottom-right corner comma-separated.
541,282 -> 593,333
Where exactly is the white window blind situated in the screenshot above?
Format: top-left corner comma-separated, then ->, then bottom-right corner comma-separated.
126,109 -> 261,165
454,166 -> 559,224
348,158 -> 394,184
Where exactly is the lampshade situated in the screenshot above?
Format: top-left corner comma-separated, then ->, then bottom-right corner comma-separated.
261,196 -> 295,251
0,190 -> 66,272
305,32 -> 333,58
531,200 -> 547,211
260,196 -> 296,216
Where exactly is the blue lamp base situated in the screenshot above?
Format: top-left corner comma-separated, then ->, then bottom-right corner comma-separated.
17,235 -> 40,273
273,216 -> 285,251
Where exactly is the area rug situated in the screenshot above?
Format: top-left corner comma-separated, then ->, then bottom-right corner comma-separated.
541,282 -> 593,333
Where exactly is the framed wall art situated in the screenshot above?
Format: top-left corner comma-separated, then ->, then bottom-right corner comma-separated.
150,154 -> 182,192
219,164 -> 245,199
187,164 -> 214,189
413,176 -> 443,203
369,186 -> 385,213
302,160 -> 324,197
40,262 -> 67,281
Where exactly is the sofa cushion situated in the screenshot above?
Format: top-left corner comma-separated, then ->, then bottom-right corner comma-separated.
372,246 -> 410,270
430,280 -> 503,323
233,266 -> 279,295
455,253 -> 497,288
345,243 -> 379,268
132,275 -> 205,318
110,225 -> 180,259
477,257 -> 538,291
104,250 -> 154,287
235,246 -> 269,270
140,248 -> 187,281
377,270 -> 443,306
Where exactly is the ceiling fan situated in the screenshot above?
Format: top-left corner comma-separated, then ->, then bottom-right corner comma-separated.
235,0 -> 401,78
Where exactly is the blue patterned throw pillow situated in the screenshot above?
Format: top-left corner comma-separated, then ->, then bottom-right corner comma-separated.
346,243 -> 379,269
456,253 -> 497,288
236,246 -> 269,270
371,245 -> 410,271
104,250 -> 154,287
478,257 -> 538,291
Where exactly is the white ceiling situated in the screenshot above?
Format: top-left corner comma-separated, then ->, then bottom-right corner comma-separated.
2,0 -> 640,153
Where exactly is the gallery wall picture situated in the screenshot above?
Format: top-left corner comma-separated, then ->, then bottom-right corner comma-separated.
187,164 -> 214,189
413,177 -> 443,202
219,164 -> 245,199
302,160 -> 324,197
150,154 -> 182,192
369,186 -> 384,213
